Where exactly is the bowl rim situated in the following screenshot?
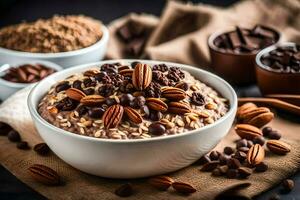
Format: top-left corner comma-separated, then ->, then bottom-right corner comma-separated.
208,25 -> 281,56
0,25 -> 109,58
28,59 -> 238,144
255,42 -> 300,74
0,60 -> 63,88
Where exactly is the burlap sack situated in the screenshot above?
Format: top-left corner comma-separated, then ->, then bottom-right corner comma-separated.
107,0 -> 300,68
0,86 -> 299,200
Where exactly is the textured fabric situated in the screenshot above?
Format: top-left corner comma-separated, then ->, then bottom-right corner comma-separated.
0,86 -> 300,200
106,0 -> 300,69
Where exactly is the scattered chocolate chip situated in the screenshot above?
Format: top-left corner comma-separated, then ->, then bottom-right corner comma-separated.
7,130 -> 21,142
282,179 -> 294,192
227,158 -> 241,169
98,84 -> 115,97
120,94 -> 134,106
196,155 -> 211,165
16,141 -> 30,150
224,146 -> 235,155
72,80 -> 82,90
55,81 -> 70,93
200,161 -> 219,172
254,162 -> 268,172
133,96 -> 146,108
115,183 -> 133,197
191,92 -> 205,106
84,88 -> 95,95
88,108 -> 105,118
252,136 -> 265,145
56,97 -> 78,111
149,122 -> 166,136
0,122 -> 12,136
149,111 -> 163,121
209,151 -> 221,161
268,130 -> 281,140
238,167 -> 252,178
105,98 -> 117,106
76,105 -> 88,116
233,151 -> 247,162
236,139 -> 248,148
34,143 -> 50,156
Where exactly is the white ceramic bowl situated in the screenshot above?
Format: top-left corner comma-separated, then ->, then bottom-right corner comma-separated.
0,25 -> 109,68
0,60 -> 62,101
28,60 -> 237,179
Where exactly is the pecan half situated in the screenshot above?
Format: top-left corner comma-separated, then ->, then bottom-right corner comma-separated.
149,175 -> 174,191
247,112 -> 274,128
172,181 -> 196,194
162,87 -> 186,101
267,140 -> 291,155
124,107 -> 143,124
102,104 -> 124,128
234,124 -> 262,140
65,88 -> 86,101
146,98 -> 168,112
119,69 -> 133,77
80,95 -> 105,106
236,102 -> 257,119
247,144 -> 265,165
132,63 -> 152,90
168,102 -> 191,114
28,164 -> 61,185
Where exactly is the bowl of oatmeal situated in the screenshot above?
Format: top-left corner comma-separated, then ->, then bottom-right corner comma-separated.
0,15 -> 109,68
28,60 -> 237,178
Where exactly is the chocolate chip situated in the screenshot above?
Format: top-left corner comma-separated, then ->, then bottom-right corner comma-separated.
34,143 -> 50,156
76,105 -> 88,116
72,80 -> 82,90
88,108 -> 105,118
98,84 -> 115,97
226,169 -> 238,179
101,64 -> 118,75
233,151 -> 247,162
149,111 -> 162,121
55,81 -> 70,93
115,183 -> 133,197
268,130 -> 281,140
191,92 -> 205,106
132,96 -> 146,108
282,179 -> 294,192
152,64 -> 168,72
262,126 -> 273,137
209,151 -> 221,161
195,155 -> 211,165
252,136 -> 265,145
84,88 -> 95,95
227,158 -> 241,169
120,94 -> 134,106
200,161 -> 219,172
56,97 -> 78,111
149,122 -> 166,136
7,130 -> 21,142
83,78 -> 96,87
16,141 -> 30,150
105,98 -> 117,106
224,146 -> 235,155
236,139 -> 248,148
255,162 -> 268,172
219,154 -> 230,165
238,167 -> 252,179
0,122 -> 12,136
140,105 -> 150,118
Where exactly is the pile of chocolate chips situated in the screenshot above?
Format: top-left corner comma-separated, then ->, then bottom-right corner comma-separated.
214,25 -> 279,54
1,64 -> 56,83
261,45 -> 300,73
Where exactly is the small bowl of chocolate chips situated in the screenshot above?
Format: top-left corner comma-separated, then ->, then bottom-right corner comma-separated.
256,42 -> 300,95
0,60 -> 62,100
208,25 -> 280,85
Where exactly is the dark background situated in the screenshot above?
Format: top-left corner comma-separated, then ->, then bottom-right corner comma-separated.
0,0 -> 299,199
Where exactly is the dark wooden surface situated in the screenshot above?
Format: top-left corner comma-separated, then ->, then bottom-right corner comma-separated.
0,0 -> 299,199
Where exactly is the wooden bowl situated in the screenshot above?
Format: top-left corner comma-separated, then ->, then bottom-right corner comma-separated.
255,42 -> 300,95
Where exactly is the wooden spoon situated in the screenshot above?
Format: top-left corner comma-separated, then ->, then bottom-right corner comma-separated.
238,97 -> 300,116
265,94 -> 300,107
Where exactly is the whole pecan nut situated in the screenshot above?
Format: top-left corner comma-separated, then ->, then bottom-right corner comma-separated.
80,95 -> 105,106
172,181 -> 196,194
124,107 -> 143,124
247,144 -> 265,165
102,104 -> 124,128
168,102 -> 191,114
65,88 -> 86,101
234,124 -> 262,140
267,140 -> 291,155
28,164 -> 61,185
146,98 -> 168,112
162,87 -> 186,101
132,63 -> 152,90
149,175 -> 174,191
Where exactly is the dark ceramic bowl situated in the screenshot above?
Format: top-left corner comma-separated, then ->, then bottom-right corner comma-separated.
255,42 -> 300,95
208,26 -> 280,85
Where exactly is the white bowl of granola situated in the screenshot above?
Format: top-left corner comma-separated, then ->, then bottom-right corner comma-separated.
28,60 -> 237,178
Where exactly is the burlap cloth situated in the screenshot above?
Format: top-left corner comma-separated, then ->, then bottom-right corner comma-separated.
1,0 -> 300,199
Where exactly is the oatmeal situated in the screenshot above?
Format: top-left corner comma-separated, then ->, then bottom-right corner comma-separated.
0,15 -> 103,53
38,62 -> 229,139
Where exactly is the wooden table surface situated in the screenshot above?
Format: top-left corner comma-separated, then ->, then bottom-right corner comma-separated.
0,0 -> 299,199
